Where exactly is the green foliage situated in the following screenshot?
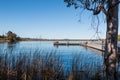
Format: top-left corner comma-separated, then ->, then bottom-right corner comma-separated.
0,31 -> 23,42
0,35 -> 5,38
64,0 -> 107,15
118,34 -> 120,41
0,31 -> 28,42
7,31 -> 17,43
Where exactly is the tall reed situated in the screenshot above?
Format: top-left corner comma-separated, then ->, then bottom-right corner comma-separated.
0,49 -> 104,80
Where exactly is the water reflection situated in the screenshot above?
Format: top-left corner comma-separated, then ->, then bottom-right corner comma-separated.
6,42 -> 20,54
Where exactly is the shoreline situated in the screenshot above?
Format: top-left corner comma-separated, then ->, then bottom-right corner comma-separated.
0,40 -> 6,43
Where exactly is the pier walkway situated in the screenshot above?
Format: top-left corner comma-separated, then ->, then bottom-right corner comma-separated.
53,41 -> 120,53
53,41 -> 105,52
86,43 -> 104,52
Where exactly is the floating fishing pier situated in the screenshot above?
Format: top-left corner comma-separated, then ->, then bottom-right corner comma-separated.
53,39 -> 120,53
54,40 -> 105,52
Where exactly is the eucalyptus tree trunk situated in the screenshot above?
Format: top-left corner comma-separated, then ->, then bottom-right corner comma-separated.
104,0 -> 118,79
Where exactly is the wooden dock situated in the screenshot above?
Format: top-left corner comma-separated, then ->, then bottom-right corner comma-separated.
54,41 -> 105,52
53,41 -> 120,57
86,43 -> 104,52
54,42 -> 82,46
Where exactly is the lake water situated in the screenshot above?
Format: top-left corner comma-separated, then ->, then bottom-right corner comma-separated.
1,41 -> 120,80
0,41 -> 103,72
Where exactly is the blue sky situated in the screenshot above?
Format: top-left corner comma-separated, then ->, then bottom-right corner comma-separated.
0,0 -> 119,39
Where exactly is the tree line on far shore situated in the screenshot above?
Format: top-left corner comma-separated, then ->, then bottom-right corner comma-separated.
0,31 -> 120,43
0,31 -> 22,43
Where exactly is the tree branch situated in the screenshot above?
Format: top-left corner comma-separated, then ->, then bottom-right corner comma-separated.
86,7 -> 94,11
93,5 -> 101,15
101,6 -> 107,16
93,4 -> 108,16
112,1 -> 120,8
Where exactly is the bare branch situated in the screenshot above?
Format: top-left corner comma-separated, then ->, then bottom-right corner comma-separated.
86,7 -> 94,11
93,4 -> 108,16
101,6 -> 107,16
112,1 -> 120,8
93,5 -> 101,15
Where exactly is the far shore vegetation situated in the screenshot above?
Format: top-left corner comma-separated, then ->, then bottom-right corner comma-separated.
0,31 -> 29,43
0,31 -> 120,43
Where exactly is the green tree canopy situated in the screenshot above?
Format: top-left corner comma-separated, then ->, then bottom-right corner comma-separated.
7,31 -> 17,43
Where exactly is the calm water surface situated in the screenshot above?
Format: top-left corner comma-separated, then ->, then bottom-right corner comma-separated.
0,41 -> 103,71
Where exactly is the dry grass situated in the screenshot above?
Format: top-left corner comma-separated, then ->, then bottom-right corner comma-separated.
0,49 -> 104,80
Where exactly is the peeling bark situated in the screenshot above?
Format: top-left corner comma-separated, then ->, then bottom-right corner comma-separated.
104,0 -> 118,79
